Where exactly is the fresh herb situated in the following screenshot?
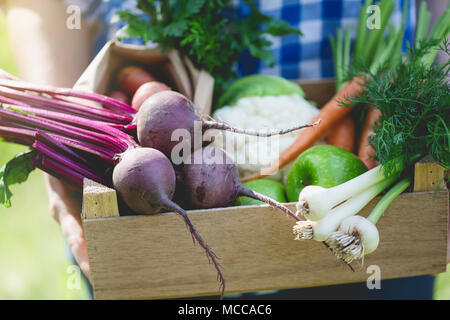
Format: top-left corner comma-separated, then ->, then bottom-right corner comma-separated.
347,39 -> 450,175
329,0 -> 406,91
0,150 -> 37,207
116,0 -> 301,95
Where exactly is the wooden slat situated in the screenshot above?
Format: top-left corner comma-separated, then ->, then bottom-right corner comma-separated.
413,156 -> 446,192
296,78 -> 336,106
82,179 -> 119,219
167,50 -> 193,99
193,70 -> 214,115
84,190 -> 448,300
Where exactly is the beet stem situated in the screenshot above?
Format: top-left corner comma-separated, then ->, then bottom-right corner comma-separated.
0,77 -> 136,115
35,156 -> 84,187
161,197 -> 226,299
5,102 -> 136,146
0,124 -> 36,146
0,86 -> 133,124
35,130 -> 89,166
238,185 -> 301,221
0,107 -> 129,152
202,120 -> 320,137
0,124 -> 116,163
32,140 -> 104,184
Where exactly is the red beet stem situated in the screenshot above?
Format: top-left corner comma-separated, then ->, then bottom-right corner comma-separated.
0,78 -> 136,115
0,124 -> 116,163
161,197 -> 225,299
238,185 -> 301,221
32,140 -> 104,184
0,86 -> 133,124
4,102 -> 136,146
35,130 -> 89,166
36,156 -> 85,187
0,107 -> 130,152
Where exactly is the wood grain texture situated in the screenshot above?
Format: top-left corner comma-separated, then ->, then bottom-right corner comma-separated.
296,78 -> 336,106
193,70 -> 214,115
167,50 -> 192,99
82,179 -> 119,219
77,67 -> 448,299
83,190 -> 448,300
413,156 -> 446,192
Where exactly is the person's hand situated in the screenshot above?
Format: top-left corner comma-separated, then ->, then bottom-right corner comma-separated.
3,0 -> 95,282
44,173 -> 91,281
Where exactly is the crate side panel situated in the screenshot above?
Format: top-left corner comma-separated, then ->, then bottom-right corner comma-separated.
84,190 -> 448,299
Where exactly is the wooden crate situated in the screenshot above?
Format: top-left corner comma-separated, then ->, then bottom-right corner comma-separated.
82,162 -> 447,300
78,41 -> 448,299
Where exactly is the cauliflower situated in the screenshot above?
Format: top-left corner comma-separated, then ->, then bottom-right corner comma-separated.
212,94 -> 320,182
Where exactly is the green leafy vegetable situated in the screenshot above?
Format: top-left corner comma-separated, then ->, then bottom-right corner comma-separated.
329,0 -> 406,91
116,0 -> 302,95
216,74 -> 305,109
347,39 -> 450,175
0,150 -> 37,207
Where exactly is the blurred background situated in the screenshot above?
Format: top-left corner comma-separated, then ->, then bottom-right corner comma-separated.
0,12 -> 89,299
0,7 -> 448,299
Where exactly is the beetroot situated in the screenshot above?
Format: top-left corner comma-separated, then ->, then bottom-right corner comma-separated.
112,147 -> 225,296
136,91 -> 316,157
112,147 -> 176,214
131,81 -> 171,111
183,145 -> 300,221
117,66 -> 156,95
107,90 -> 130,105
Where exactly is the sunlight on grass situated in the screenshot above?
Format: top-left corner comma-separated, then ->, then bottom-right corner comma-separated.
434,265 -> 450,300
0,13 -> 89,300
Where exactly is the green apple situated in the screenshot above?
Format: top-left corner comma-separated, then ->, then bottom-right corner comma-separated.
235,179 -> 286,206
285,145 -> 368,202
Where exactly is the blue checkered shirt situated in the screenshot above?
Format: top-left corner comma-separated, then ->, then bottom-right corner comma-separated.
68,0 -> 416,80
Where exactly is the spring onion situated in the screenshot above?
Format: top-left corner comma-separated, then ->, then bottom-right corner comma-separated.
294,174 -> 398,241
296,159 -> 402,221
325,177 -> 412,263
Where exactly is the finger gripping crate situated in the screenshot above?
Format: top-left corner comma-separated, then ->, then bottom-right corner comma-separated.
78,41 -> 448,300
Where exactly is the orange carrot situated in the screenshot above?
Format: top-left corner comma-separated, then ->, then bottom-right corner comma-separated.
117,66 -> 156,95
241,76 -> 366,182
326,116 -> 355,153
358,107 -> 381,169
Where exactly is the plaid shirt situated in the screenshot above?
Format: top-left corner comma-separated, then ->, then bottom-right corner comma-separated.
70,0 -> 416,80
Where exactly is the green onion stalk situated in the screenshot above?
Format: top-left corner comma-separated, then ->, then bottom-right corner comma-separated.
325,177 -> 411,264
295,0 -> 449,264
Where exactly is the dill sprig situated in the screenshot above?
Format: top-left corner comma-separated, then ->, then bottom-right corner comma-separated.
347,39 -> 450,175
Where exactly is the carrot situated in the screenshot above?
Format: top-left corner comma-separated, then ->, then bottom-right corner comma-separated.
358,107 -> 381,169
241,76 -> 366,182
326,116 -> 355,153
107,90 -> 131,104
117,66 -> 156,95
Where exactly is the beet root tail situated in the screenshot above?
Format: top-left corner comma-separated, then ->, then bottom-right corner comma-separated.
238,185 -> 301,222
162,198 -> 226,299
